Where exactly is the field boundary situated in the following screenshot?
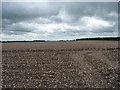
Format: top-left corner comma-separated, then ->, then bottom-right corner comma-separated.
2,47 -> 120,52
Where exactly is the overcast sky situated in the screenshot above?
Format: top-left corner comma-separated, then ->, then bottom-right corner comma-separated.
2,2 -> 118,41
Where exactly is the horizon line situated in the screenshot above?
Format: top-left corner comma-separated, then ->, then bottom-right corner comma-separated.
1,37 -> 120,42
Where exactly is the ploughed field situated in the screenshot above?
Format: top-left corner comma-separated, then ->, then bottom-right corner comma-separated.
2,41 -> 120,88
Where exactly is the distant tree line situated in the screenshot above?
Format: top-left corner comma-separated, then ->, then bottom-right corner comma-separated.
76,37 -> 120,41
2,40 -> 45,43
1,37 -> 120,43
33,40 -> 45,42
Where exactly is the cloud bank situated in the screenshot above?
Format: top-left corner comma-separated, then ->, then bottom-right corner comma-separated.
2,2 -> 118,41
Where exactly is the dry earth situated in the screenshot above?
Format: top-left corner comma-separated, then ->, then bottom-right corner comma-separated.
2,41 -> 120,89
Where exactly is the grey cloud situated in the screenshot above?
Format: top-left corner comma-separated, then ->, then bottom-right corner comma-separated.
2,2 -> 117,23
62,2 -> 118,21
3,29 -> 31,35
2,22 -> 33,35
2,2 -> 118,41
2,3 -> 60,21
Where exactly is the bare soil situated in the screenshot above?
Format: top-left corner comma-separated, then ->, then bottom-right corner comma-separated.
2,41 -> 120,89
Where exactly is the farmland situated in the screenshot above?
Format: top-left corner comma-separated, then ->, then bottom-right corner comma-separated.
2,41 -> 120,89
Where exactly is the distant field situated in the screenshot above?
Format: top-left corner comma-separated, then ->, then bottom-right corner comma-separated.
2,40 -> 119,50
2,41 -> 120,88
